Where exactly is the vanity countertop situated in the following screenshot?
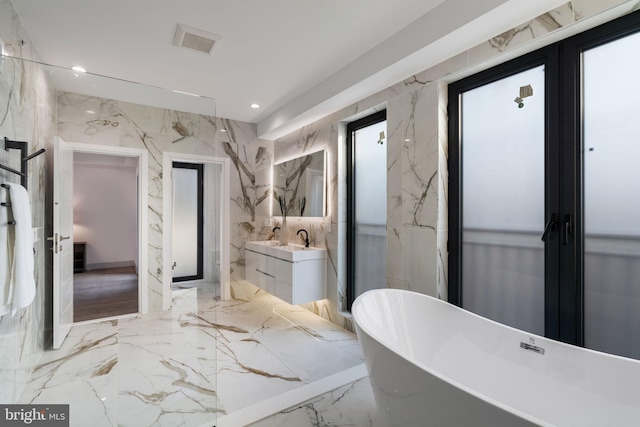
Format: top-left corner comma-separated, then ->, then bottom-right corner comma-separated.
245,240 -> 327,262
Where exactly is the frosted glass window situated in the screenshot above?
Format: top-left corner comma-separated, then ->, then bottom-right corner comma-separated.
461,65 -> 546,335
172,167 -> 200,279
354,120 -> 387,299
583,32 -> 640,359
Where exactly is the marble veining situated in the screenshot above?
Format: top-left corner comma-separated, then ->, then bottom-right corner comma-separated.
18,280 -> 363,426
249,376 -> 383,427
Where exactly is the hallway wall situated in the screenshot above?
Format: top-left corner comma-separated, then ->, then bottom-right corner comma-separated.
73,154 -> 138,269
0,0 -> 56,403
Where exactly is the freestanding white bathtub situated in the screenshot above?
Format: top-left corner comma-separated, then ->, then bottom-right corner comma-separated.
353,289 -> 640,427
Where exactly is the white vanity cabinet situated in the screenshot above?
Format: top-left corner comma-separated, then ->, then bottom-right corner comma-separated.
245,241 -> 327,305
245,248 -> 257,284
256,250 -> 276,295
274,258 -> 326,304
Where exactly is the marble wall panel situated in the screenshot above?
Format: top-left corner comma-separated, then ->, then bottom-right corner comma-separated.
436,81 -> 449,301
0,0 -> 56,403
386,227 -> 403,289
386,96 -> 403,230
401,83 -> 439,231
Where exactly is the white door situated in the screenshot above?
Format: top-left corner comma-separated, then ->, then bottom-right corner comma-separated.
52,137 -> 74,349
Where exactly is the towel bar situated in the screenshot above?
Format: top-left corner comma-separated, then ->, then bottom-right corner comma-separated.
1,137 -> 46,190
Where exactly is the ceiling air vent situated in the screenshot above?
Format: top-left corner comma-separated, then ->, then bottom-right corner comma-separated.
173,23 -> 221,54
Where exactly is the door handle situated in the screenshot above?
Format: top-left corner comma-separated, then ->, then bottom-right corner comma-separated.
47,233 -> 58,254
60,235 -> 71,241
563,214 -> 572,245
541,213 -> 558,242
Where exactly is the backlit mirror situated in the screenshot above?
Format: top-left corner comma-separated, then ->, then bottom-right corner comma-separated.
272,150 -> 326,218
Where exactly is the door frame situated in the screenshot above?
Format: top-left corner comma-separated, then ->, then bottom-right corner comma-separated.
52,136 -> 74,348
162,152 -> 231,307
447,47 -> 560,336
67,141 -> 149,315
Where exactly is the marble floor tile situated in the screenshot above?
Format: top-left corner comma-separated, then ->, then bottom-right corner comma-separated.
21,374 -> 117,427
248,376 -> 384,427
19,320 -> 118,399
18,279 -> 366,426
17,321 -> 120,427
117,352 -> 221,427
215,337 -> 303,413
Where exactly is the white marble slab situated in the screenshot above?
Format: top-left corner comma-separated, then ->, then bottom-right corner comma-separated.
17,279 -> 363,426
244,366 -> 383,427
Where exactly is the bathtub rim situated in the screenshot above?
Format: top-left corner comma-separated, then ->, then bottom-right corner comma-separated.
352,288 -> 640,427
353,288 -> 640,364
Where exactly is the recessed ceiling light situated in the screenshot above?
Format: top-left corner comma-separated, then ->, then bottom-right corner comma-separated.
250,103 -> 260,109
85,110 -> 96,115
220,129 -> 227,132
71,65 -> 86,73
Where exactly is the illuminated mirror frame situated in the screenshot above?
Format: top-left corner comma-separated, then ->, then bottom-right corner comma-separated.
271,148 -> 327,220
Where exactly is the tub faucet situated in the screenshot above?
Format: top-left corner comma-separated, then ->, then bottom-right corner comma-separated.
297,229 -> 309,247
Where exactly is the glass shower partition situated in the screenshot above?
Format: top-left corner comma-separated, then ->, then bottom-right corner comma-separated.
2,55 -> 221,426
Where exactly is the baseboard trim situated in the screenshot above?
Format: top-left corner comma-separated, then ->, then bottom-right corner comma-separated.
85,260 -> 135,270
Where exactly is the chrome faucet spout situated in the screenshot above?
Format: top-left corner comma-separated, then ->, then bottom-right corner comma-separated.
297,229 -> 310,247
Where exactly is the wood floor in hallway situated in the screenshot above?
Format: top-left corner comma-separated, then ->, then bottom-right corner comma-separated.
73,266 -> 138,322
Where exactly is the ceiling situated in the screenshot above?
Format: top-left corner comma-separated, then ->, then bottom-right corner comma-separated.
10,0 -> 567,139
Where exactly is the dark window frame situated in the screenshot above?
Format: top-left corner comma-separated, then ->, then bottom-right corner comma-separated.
346,109 -> 387,311
172,162 -> 205,282
448,10 -> 640,347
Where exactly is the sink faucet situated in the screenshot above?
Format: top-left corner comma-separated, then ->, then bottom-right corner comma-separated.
297,229 -> 309,247
272,226 -> 280,240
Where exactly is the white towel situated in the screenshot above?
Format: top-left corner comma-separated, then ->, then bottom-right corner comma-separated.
5,183 -> 36,316
0,186 -> 12,315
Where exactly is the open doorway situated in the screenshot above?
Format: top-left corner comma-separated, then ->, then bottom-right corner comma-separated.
72,152 -> 140,322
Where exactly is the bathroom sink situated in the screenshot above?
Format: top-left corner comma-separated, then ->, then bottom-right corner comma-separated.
277,244 -> 306,251
245,241 -> 326,261
247,240 -> 281,247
